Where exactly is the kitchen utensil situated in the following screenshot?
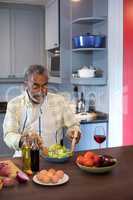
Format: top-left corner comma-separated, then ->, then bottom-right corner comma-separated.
86,35 -> 95,48
72,35 -> 87,48
71,131 -> 78,152
41,144 -> 72,163
94,35 -> 105,48
42,156 -> 70,163
78,66 -> 96,78
86,34 -> 105,48
88,93 -> 96,112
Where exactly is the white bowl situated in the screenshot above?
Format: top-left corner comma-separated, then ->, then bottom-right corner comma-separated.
78,66 -> 95,78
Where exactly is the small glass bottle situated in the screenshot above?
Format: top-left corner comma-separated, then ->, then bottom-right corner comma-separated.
77,92 -> 85,113
21,136 -> 31,172
30,138 -> 40,172
88,93 -> 96,112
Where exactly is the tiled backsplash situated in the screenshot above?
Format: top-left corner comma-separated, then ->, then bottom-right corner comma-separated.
80,85 -> 108,113
0,83 -> 108,113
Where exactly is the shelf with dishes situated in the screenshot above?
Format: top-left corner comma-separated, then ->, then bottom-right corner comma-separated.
72,17 -> 106,24
71,64 -> 106,85
71,15 -> 107,85
72,48 -> 106,52
71,77 -> 106,86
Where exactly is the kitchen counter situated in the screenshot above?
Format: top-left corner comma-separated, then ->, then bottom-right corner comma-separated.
77,111 -> 108,124
80,118 -> 108,124
0,145 -> 133,200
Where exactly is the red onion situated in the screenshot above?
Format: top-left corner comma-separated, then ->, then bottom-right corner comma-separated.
3,177 -> 15,187
0,163 -> 10,177
16,171 -> 30,183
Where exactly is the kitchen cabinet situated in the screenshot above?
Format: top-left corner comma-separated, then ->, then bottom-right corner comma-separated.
0,4 -> 44,81
46,0 -> 71,84
71,0 -> 108,85
45,0 -> 59,50
0,113 -> 14,157
0,8 -> 11,78
13,6 -> 44,78
63,121 -> 108,151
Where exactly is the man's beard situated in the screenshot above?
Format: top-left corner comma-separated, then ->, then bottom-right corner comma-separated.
28,91 -> 46,104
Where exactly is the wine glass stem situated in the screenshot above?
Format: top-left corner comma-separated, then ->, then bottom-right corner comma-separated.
99,143 -> 101,149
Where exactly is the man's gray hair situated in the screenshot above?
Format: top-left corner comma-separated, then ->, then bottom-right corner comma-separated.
24,65 -> 48,81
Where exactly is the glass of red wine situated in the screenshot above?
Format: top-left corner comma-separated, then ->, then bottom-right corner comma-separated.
94,126 -> 106,149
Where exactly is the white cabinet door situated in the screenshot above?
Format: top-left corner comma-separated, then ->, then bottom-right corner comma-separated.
45,0 -> 59,50
13,7 -> 44,78
0,8 -> 11,78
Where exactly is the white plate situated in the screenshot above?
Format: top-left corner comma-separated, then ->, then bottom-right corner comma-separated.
33,173 -> 69,186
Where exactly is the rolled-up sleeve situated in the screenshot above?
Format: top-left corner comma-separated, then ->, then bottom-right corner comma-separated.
62,97 -> 80,135
3,101 -> 21,150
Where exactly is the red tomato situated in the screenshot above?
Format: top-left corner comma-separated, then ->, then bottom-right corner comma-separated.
82,157 -> 94,167
84,151 -> 96,159
76,155 -> 84,165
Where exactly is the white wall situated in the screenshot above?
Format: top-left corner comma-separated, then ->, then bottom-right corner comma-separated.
108,0 -> 123,147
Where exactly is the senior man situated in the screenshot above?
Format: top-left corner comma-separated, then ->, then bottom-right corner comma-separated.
3,65 -> 80,157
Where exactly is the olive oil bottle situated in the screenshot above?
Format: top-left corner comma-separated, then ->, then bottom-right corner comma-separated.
21,136 -> 31,172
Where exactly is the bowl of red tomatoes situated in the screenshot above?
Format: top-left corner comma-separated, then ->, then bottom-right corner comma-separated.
76,151 -> 118,174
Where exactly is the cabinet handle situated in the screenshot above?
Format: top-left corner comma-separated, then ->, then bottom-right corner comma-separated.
8,75 -> 16,78
54,43 -> 58,46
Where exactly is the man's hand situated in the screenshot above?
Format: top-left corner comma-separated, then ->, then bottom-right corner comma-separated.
19,132 -> 44,149
67,130 -> 81,144
29,132 -> 44,148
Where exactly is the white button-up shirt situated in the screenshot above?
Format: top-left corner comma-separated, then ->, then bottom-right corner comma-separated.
3,91 -> 80,151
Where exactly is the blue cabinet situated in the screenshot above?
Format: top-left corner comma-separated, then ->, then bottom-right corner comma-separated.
63,122 -> 108,151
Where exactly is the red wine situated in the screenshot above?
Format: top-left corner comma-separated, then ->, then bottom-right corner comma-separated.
94,135 -> 106,144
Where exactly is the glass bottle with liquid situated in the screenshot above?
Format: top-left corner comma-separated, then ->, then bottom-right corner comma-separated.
30,138 -> 40,172
77,92 -> 86,113
21,136 -> 31,172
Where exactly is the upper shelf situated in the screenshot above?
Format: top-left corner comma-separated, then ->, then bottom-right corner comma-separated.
72,17 -> 106,24
71,77 -> 107,86
72,48 -> 106,52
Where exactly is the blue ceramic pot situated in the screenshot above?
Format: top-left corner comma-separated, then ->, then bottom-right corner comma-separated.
94,35 -> 105,48
73,35 -> 87,48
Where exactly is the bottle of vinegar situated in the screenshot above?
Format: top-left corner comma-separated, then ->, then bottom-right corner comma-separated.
30,138 -> 40,172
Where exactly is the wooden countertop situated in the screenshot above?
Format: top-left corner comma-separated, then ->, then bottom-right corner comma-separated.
0,145 -> 133,200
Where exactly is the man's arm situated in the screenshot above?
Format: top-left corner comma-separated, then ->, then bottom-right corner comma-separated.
3,101 -> 21,150
62,97 -> 81,143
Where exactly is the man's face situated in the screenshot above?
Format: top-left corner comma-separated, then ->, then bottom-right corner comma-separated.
26,73 -> 48,104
